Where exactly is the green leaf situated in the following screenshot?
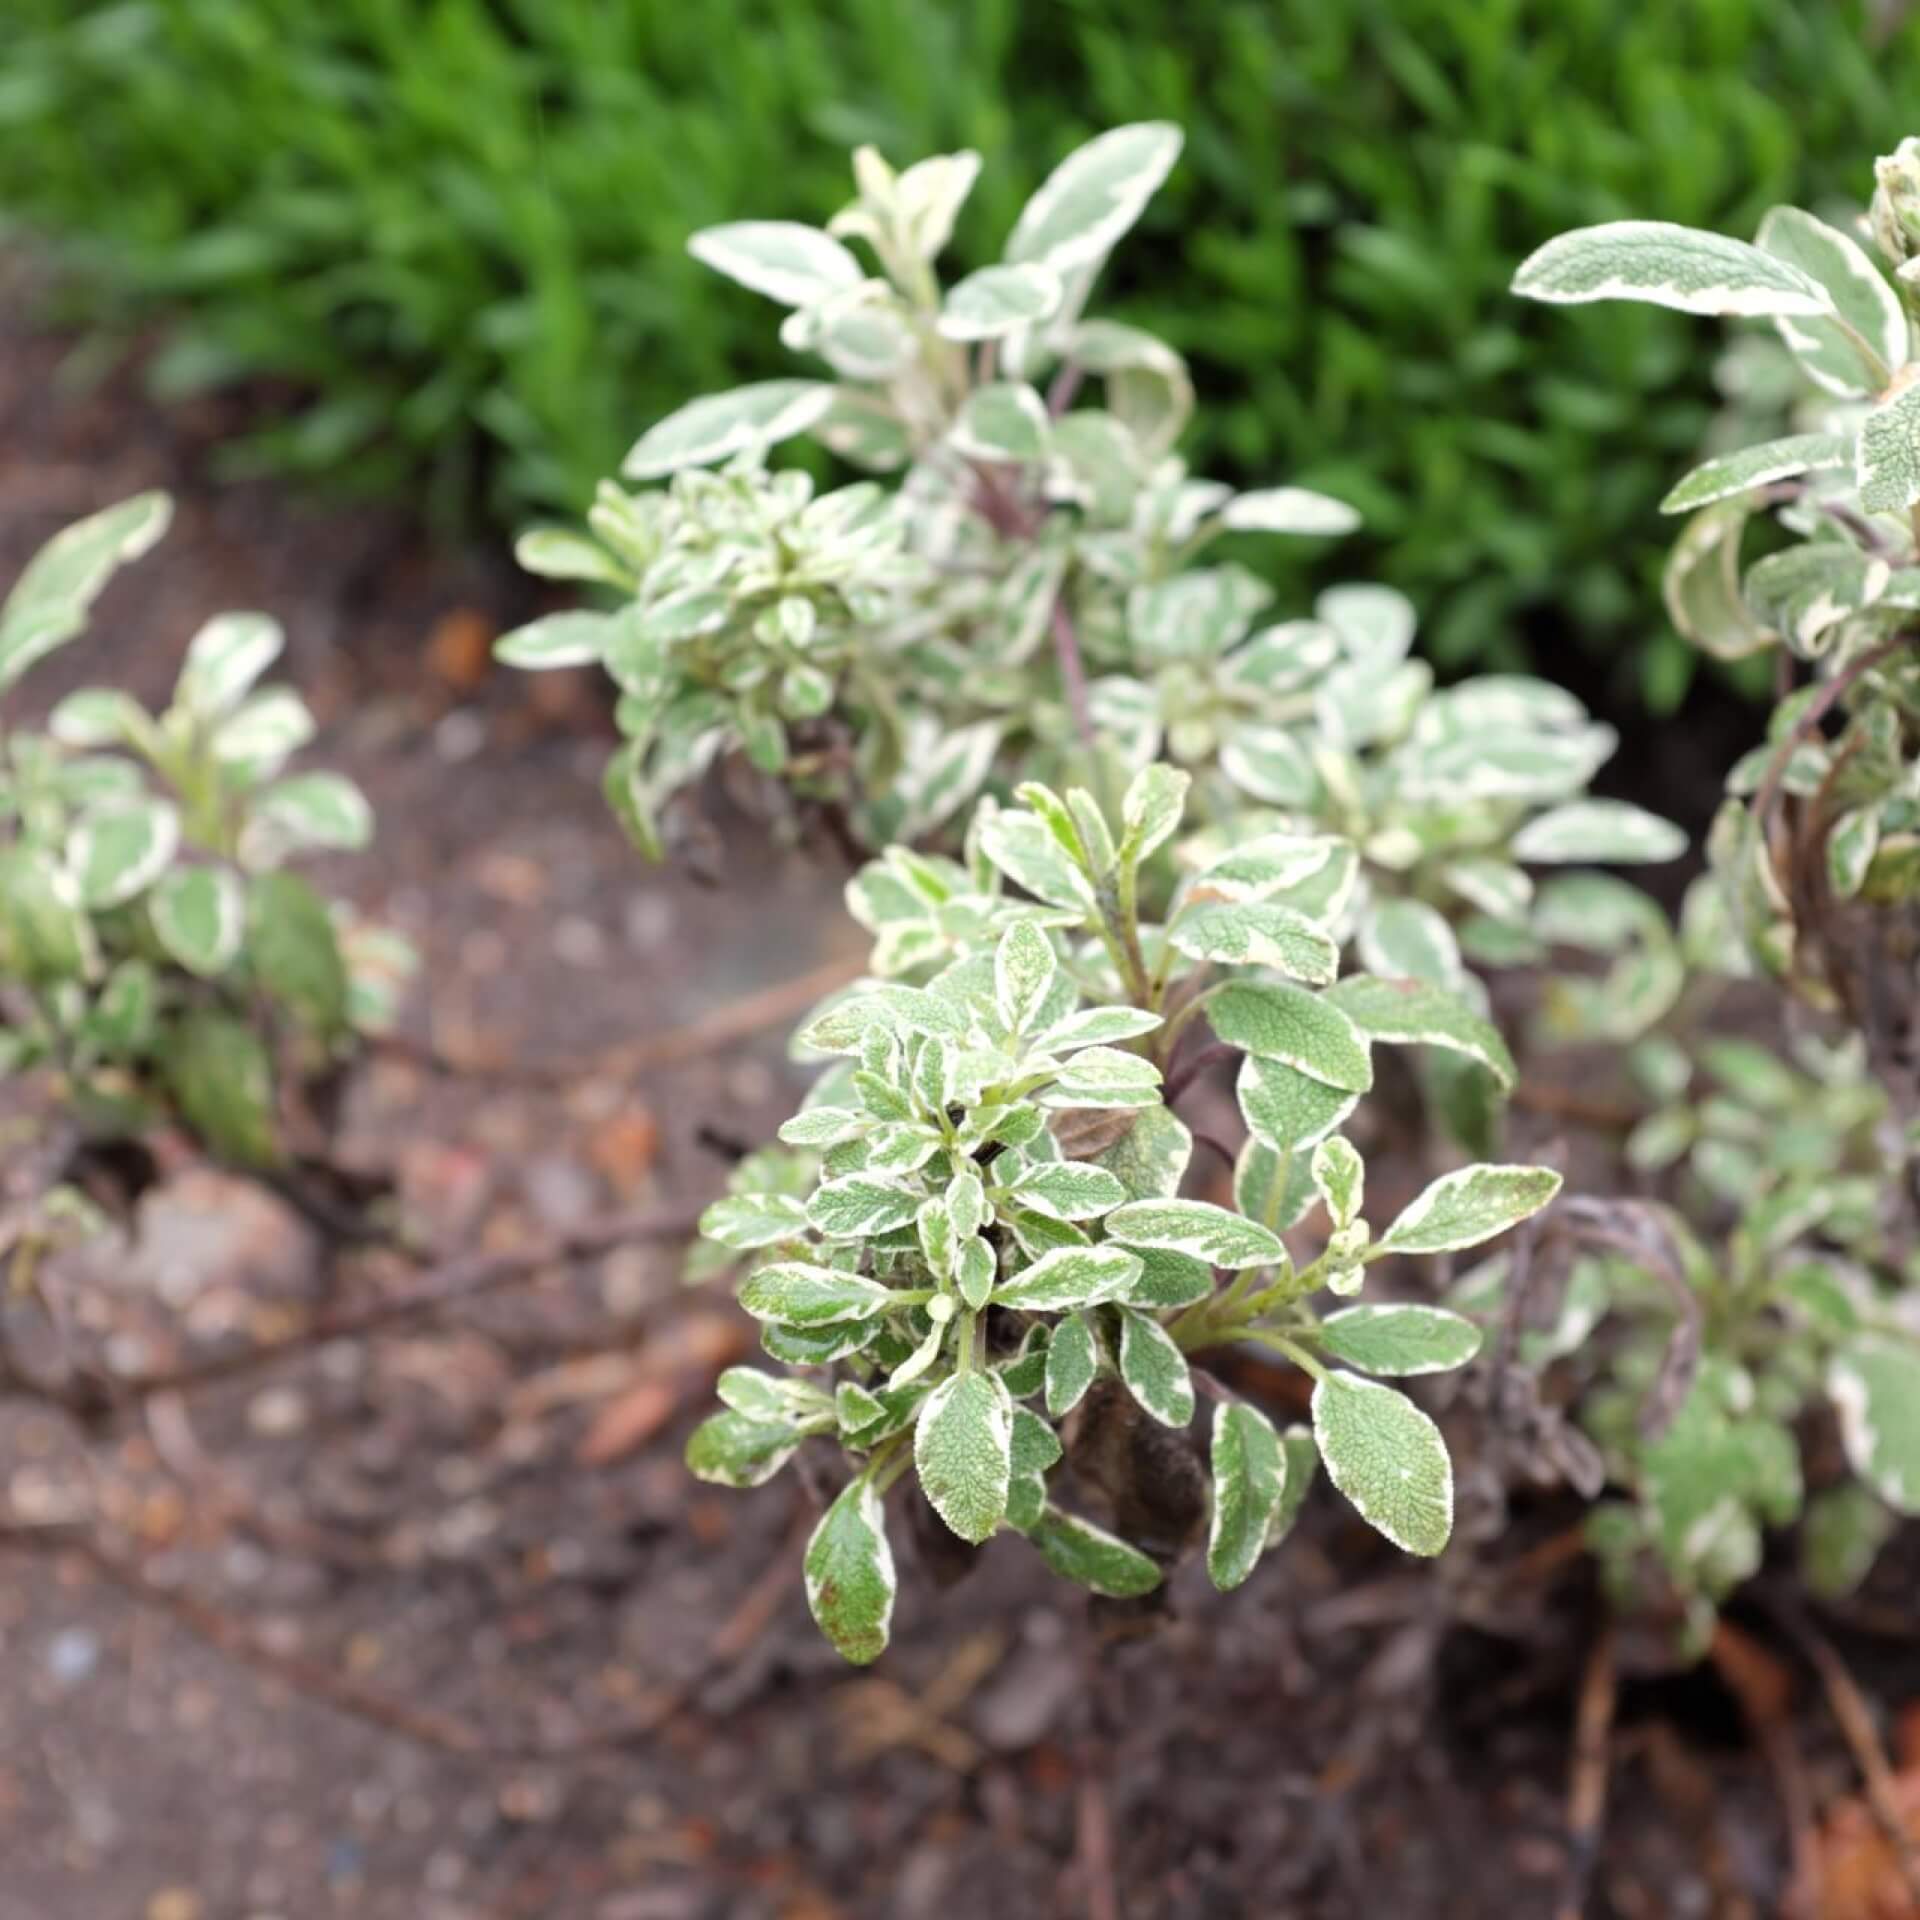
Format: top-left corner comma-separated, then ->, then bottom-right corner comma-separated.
804,1476 -> 897,1665
1756,205 -> 1906,394
1008,1160 -> 1129,1221
1269,1426 -> 1318,1549
978,809 -> 1097,910
1659,432 -> 1852,513
514,527 -> 629,588
1319,1305 -> 1483,1376
623,381 -> 833,481
0,491 -> 171,692
952,382 -> 1049,464
687,221 -> 862,307
738,1262 -> 894,1328
807,1175 -> 921,1239
175,611 -> 283,717
1237,1055 -> 1358,1154
211,688 -> 314,773
1220,488 -> 1360,536
1801,1484 -> 1896,1600
915,1369 -> 1014,1544
149,866 -> 244,977
247,869 -> 349,1033
1042,1046 -> 1162,1110
1105,1198 -> 1284,1269
1120,762 -> 1189,866
1746,544 -> 1887,655
1511,221 -> 1833,317
1007,1405 -> 1062,1533
1038,1005 -> 1164,1051
1208,981 -> 1372,1093
1208,1401 -> 1285,1590
1312,1373 -> 1453,1556
955,1235 -> 996,1311
160,1008 -> 279,1168
1509,801 -> 1686,865
1309,1136 -> 1363,1228
1086,1102 -> 1193,1202
939,262 -> 1064,341
1665,502 -> 1769,662
700,1192 -> 810,1249
68,798 -> 179,909
1858,376 -> 1920,516
1376,1165 -> 1562,1257
994,920 -> 1057,1035
1028,1506 -> 1161,1596
1118,1308 -> 1194,1427
1005,122 -> 1183,274
494,610 -> 610,670
1235,1138 -> 1316,1235
1168,901 -> 1338,984
1829,1335 -> 1920,1515
0,849 -> 94,982
685,1409 -> 801,1490
1045,1312 -> 1099,1417
994,1243 -> 1140,1310
1124,1246 -> 1214,1309
1323,975 -> 1516,1091
48,686 -> 148,749
1356,899 -> 1461,987
248,772 -> 374,856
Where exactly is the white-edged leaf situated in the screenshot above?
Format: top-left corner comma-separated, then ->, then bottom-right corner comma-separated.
1323,975 -> 1516,1091
248,772 -> 374,856
952,382 -> 1049,464
939,262 -> 1064,341
1510,220 -> 1834,318
1042,1046 -> 1162,1110
1858,374 -> 1920,516
210,688 -> 313,770
1118,1309 -> 1194,1426
1828,1335 -> 1920,1515
699,1192 -> 810,1250
149,866 -> 243,976
687,221 -> 863,308
1376,1165 -> 1562,1257
175,611 -> 283,717
1659,432 -> 1852,513
1237,1053 -> 1358,1153
1312,1373 -> 1453,1555
684,1410 -> 802,1489
623,381 -> 833,481
738,1262 -> 894,1328
1037,1005 -> 1164,1051
493,610 -> 610,670
1029,1505 -> 1161,1595
1269,1426 -> 1318,1549
804,1476 -> 896,1665
1207,980 -> 1373,1093
1309,1136 -> 1363,1229
915,1369 -> 1014,1544
1208,1400 -> 1285,1590
68,798 -> 179,908
1105,1198 -> 1284,1270
808,1175 -> 922,1239
1510,800 -> 1688,865
994,919 -> 1057,1034
1169,901 -> 1338,984
1320,1305 -> 1483,1377
1120,762 -> 1189,865
994,1244 -> 1140,1310
1005,122 -> 1184,274
1219,488 -> 1360,536
1045,1312 -> 1099,1417
513,527 -> 629,587
1756,205 -> 1907,394
1008,1161 -> 1129,1222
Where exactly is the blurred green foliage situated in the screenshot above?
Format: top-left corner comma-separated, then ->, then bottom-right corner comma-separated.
3,0 -> 1918,701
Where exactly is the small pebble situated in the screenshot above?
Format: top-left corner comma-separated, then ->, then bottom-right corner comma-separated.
46,1626 -> 100,1688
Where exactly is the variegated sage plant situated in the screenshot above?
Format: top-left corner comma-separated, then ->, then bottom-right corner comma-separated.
0,493 -> 411,1187
690,768 -> 1562,1663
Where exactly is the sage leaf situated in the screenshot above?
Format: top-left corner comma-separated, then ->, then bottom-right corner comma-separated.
1029,1506 -> 1161,1596
915,1370 -> 1014,1544
995,1244 -> 1140,1311
738,1262 -> 894,1328
1045,1312 -> 1100,1417
1376,1165 -> 1562,1257
1105,1198 -> 1284,1269
1118,1309 -> 1195,1427
1208,1400 -> 1285,1590
1207,980 -> 1373,1093
1319,1304 -> 1483,1376
1511,221 -> 1833,318
1312,1373 -> 1453,1556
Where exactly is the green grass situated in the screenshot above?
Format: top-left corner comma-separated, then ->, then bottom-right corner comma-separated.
3,0 -> 1917,701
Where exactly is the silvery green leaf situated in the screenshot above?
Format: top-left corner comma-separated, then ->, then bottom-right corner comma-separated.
1317,583 -> 1418,667
0,848 -> 95,982
1828,806 -> 1879,899
1007,1405 -> 1063,1533
716,1366 -> 810,1420
700,1192 -> 810,1250
1664,501 -> 1769,662
1828,1335 -> 1920,1514
979,809 -> 1097,910
1802,1484 -> 1896,1601
623,381 -> 833,481
1118,1309 -> 1194,1427
808,1175 -> 921,1239
1028,1506 -> 1161,1596
894,148 -> 982,261
952,382 -> 1049,464
994,1244 -> 1140,1310
812,387 -> 912,473
1659,432 -> 1853,513
1319,1305 -> 1483,1376
1442,860 -> 1533,926
1120,762 -> 1188,866
1208,1400 -> 1285,1590
1192,834 -> 1341,904
939,262 -> 1064,340
1323,975 -> 1517,1092
248,772 -> 374,857
1005,121 -> 1183,274
150,866 -> 243,976
1312,1373 -> 1453,1556
869,983 -> 970,1041
1124,1246 -> 1214,1309
1510,800 -> 1687,865
1045,1312 -> 1100,1417
778,1105 -> 867,1147
784,285 -> 919,379
1105,1198 -> 1283,1269
1042,1046 -> 1162,1109
1220,488 -> 1360,536
955,1235 -> 996,1311
1756,205 -> 1906,394
1857,376 -> 1920,515
687,221 -> 863,307
888,1316 -> 949,1390
48,686 -> 148,749
685,1410 -> 801,1489
1130,566 -> 1273,664
994,920 -> 1057,1035
1009,1161 -> 1129,1221
0,490 -> 171,692
1236,1138 -> 1316,1234
1218,726 -> 1319,808
1399,727 -> 1616,804
493,610 -> 610,670
1309,1136 -> 1363,1230
804,1476 -> 896,1665
68,798 -> 179,909
514,527 -> 629,588
946,1166 -> 987,1241
915,1369 -> 1014,1544
997,1327 -> 1051,1400
1066,319 -> 1195,453
897,719 -> 1003,835
174,610 -> 284,719
1169,901 -> 1338,985
1746,544 -> 1889,654
1038,1005 -> 1163,1051
1208,981 -> 1373,1094
1377,1165 -> 1562,1257
1355,899 -> 1461,988
738,1262 -> 894,1327
1269,1426 -> 1318,1548
1237,1054 -> 1358,1154
764,1319 -> 879,1366
1087,1103 -> 1193,1204
212,688 -> 314,773
1510,220 -> 1833,317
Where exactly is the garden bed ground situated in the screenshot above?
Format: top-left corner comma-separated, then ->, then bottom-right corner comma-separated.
2,283 -> 1917,1920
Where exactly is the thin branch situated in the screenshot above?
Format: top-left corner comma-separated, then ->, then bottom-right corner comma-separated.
1163,1039 -> 1240,1107
1753,634 -> 1910,839
1050,596 -> 1096,752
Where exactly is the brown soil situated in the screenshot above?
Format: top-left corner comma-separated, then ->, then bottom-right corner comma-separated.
1,272 -> 1916,1920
